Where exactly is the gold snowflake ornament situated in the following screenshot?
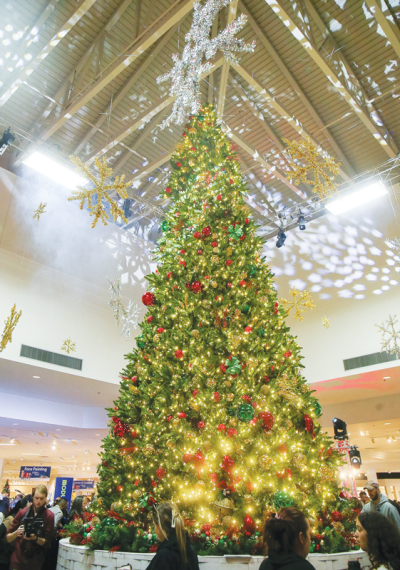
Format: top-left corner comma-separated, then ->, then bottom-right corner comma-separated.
283,136 -> 340,200
61,338 -> 76,354
0,304 -> 22,352
69,156 -> 132,228
322,316 -> 330,329
281,288 -> 315,321
33,203 -> 47,221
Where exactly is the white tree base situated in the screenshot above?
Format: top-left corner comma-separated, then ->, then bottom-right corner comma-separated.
57,538 -> 370,570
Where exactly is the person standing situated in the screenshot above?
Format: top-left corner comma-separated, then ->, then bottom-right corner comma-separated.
356,512 -> 400,570
361,481 -> 400,531
0,515 -> 14,570
6,484 -> 54,570
48,499 -> 67,529
359,490 -> 370,505
259,507 -> 315,570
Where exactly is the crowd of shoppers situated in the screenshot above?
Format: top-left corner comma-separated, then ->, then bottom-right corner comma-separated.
2,481 -> 400,570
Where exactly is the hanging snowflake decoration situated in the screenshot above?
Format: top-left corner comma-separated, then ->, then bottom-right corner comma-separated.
322,316 -> 330,329
376,315 -> 400,357
283,136 -> 340,200
61,338 -> 76,354
0,304 -> 22,353
107,276 -> 140,339
385,237 -> 400,274
69,156 -> 132,228
281,288 -> 315,321
33,202 -> 47,221
157,0 -> 256,128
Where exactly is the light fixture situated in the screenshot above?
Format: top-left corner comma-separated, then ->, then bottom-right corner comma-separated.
0,127 -> 15,156
12,423 -> 18,425
33,376 -> 40,379
332,417 -> 348,440
383,376 -> 391,379
360,431 -> 365,436
384,422 -> 391,425
22,151 -> 87,190
0,443 -> 16,446
349,446 -> 362,469
298,212 -> 306,231
326,180 -> 387,215
276,228 -> 286,248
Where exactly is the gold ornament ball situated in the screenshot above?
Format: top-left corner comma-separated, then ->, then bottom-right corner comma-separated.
259,455 -> 273,471
235,445 -> 244,455
214,497 -> 235,516
315,484 -> 323,495
293,453 -> 307,468
229,418 -> 238,427
244,494 -> 253,504
75,517 -> 84,526
91,516 -> 101,526
111,502 -> 119,510
133,489 -> 142,498
97,498 -> 103,506
319,465 -> 336,482
172,418 -> 180,427
203,440 -> 212,452
284,419 -> 293,429
153,334 -> 160,343
207,378 -> 216,387
191,330 -> 200,338
222,516 -> 234,528
224,380 -> 232,388
261,385 -> 270,395
186,431 -> 196,439
226,393 -> 235,401
166,440 -> 176,449
142,444 -> 155,456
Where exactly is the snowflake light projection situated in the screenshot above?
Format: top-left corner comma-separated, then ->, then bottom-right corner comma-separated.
376,315 -> 400,357
108,277 -> 140,340
157,0 -> 255,128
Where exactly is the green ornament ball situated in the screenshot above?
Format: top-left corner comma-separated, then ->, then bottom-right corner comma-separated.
83,533 -> 87,539
314,400 -> 322,416
160,221 -> 169,232
201,533 -> 206,539
136,335 -> 146,349
95,524 -> 100,529
273,491 -> 294,509
241,304 -> 250,314
310,541 -> 316,553
236,403 -> 255,422
257,328 -> 266,338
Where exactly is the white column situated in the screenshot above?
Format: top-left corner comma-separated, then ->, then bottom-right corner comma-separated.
367,468 -> 378,482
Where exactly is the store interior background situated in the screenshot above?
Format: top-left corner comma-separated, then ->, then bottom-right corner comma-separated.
1,154 -> 400,501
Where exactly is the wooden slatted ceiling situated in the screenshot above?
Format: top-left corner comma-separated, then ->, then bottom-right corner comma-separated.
0,0 -> 399,226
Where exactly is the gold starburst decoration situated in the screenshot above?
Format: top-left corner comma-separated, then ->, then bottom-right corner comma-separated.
283,136 -> 340,200
322,316 -> 330,329
0,304 -> 22,352
61,338 -> 76,354
281,288 -> 315,321
69,156 -> 132,228
33,202 -> 47,220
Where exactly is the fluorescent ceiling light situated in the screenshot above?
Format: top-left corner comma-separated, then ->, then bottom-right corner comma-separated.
23,151 -> 87,190
383,376 -> 391,379
33,376 -> 40,378
0,443 -> 16,446
326,180 -> 387,215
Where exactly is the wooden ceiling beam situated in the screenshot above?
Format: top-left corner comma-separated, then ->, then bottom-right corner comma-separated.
72,24 -> 178,157
232,64 -> 350,181
224,127 -> 307,200
84,57 -> 224,164
13,0 -> 194,167
216,0 -> 238,121
238,0 -> 355,176
0,0 -> 98,109
128,152 -> 174,190
113,108 -> 169,174
364,0 -> 400,60
264,0 -> 398,159
208,16 -> 219,104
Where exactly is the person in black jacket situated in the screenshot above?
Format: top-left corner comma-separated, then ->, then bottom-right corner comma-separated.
259,507 -> 315,570
147,502 -> 199,570
0,515 -> 14,570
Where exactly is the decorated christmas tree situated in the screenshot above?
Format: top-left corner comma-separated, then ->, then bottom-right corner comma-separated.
1,479 -> 10,498
85,105 -> 359,555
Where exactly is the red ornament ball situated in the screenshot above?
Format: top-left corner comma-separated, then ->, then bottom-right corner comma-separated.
213,392 -> 221,402
227,283 -> 233,288
166,272 -> 173,279
258,411 -> 275,430
202,226 -> 211,237
241,395 -> 251,403
147,316 -> 153,323
157,327 -> 164,334
165,187 -> 171,194
240,280 -> 246,287
151,481 -> 157,488
191,147 -> 196,151
193,231 -> 202,239
220,363 -> 227,373
212,241 -> 218,247
216,194 -> 222,201
331,511 -> 342,522
178,412 -> 187,419
198,249 -> 203,255
227,428 -> 238,438
175,350 -> 184,359
229,179 -> 234,185
278,444 -> 287,453
217,424 -> 226,432
244,326 -> 252,334
183,453 -> 193,463
180,249 -> 186,254
191,281 -> 203,294
264,376 -> 270,382
245,218 -> 249,224
197,421 -> 205,429
156,468 -> 166,480
176,162 -> 182,168
117,486 -> 123,492
226,260 -> 233,266
192,389 -> 199,397
179,260 -> 186,266
142,292 -> 155,306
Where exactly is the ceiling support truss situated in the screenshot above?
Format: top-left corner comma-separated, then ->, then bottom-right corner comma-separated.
364,0 -> 400,60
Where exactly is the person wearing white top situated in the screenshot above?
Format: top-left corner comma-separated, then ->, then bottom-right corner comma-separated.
356,511 -> 400,570
48,498 -> 68,528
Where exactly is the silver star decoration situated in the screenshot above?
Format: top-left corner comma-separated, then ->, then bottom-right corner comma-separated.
157,0 -> 255,128
386,237 -> 400,274
376,314 -> 400,357
107,276 -> 140,339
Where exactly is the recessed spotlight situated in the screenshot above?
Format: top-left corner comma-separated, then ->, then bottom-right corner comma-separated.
33,376 -> 40,379
384,422 -> 391,425
12,423 -> 18,425
95,434 -> 100,436
56,429 -> 61,431
383,376 -> 391,379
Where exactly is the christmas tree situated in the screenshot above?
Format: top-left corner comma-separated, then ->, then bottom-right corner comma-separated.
1,479 -> 10,497
88,105 -> 359,555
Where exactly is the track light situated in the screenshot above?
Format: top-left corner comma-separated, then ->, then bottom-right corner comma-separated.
332,417 -> 348,440
298,213 -> 306,230
349,445 -> 362,469
0,127 -> 15,156
276,228 -> 286,248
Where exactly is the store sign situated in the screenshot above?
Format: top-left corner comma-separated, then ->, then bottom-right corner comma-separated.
19,466 -> 51,481
72,480 -> 95,490
54,477 -> 74,509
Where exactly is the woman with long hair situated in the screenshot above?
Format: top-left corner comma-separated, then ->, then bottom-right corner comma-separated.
147,502 -> 199,570
260,507 -> 315,570
67,496 -> 84,524
356,512 -> 400,570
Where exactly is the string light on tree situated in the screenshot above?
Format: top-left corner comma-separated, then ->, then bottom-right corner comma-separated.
283,136 -> 340,200
157,0 -> 255,128
69,156 -> 132,228
280,288 -> 315,321
0,304 -> 22,353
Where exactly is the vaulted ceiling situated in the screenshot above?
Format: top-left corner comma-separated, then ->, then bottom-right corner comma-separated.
0,0 -> 399,239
